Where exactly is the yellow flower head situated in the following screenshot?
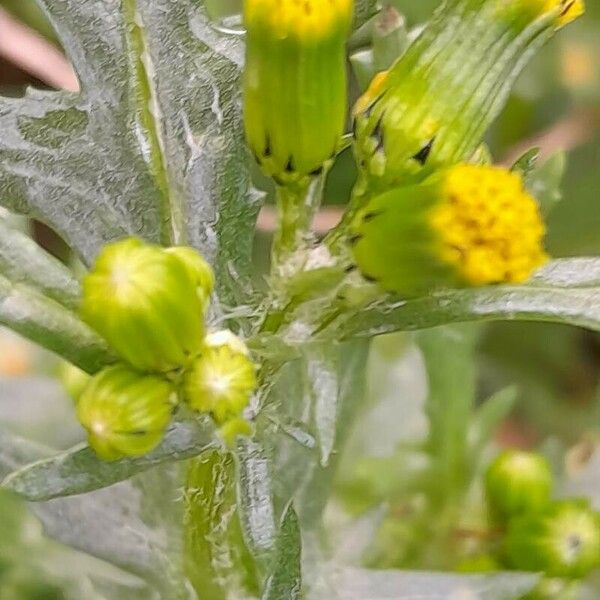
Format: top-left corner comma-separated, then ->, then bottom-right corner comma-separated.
245,0 -> 353,39
430,164 -> 548,285
351,164 -> 548,297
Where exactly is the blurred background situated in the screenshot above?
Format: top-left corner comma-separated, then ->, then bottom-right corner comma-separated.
0,0 -> 598,597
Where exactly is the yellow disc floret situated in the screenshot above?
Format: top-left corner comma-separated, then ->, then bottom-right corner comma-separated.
245,0 -> 353,38
430,164 -> 548,285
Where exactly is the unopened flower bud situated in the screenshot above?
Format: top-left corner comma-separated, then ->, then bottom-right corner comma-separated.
351,164 -> 548,296
506,500 -> 600,578
183,331 -> 257,424
165,246 -> 214,308
81,238 -> 205,372
485,450 -> 553,522
244,0 -> 353,182
353,0 -> 583,190
59,362 -> 91,404
77,364 -> 176,461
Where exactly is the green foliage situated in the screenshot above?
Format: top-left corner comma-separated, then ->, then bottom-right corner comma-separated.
0,0 -> 598,598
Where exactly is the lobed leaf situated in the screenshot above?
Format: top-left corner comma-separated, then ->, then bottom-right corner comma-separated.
0,0 -> 260,303
2,421 -> 215,501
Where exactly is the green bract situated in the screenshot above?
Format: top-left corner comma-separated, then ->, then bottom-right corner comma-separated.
506,500 -> 600,578
165,246 -> 215,308
352,0 -> 569,191
485,450 -> 553,522
243,0 -> 353,181
77,364 -> 176,461
81,238 -> 205,372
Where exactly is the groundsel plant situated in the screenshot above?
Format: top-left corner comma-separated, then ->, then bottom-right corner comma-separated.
0,0 -> 597,598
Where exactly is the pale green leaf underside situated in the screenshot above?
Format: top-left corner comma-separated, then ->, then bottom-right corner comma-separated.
324,567 -> 539,600
0,219 -> 113,372
0,217 -> 80,308
0,273 -> 113,373
0,0 -> 260,302
2,421 -> 215,501
335,259 -> 600,339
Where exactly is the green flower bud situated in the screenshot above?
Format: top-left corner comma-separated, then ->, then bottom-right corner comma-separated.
485,450 -> 553,522
506,500 -> 600,578
58,361 -> 91,404
183,331 -> 257,424
77,364 -> 176,461
351,164 -> 548,296
81,238 -> 205,372
244,0 -> 353,182
352,0 -> 582,191
165,246 -> 214,308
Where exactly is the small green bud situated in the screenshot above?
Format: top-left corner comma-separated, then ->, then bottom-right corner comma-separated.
485,450 -> 553,522
58,361 -> 91,404
183,331 -> 257,424
243,0 -> 353,182
77,364 -> 176,461
165,246 -> 215,308
506,500 -> 600,578
81,238 -> 205,372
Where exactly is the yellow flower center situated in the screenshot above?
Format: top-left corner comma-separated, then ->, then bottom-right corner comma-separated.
430,164 -> 548,285
245,0 -> 353,38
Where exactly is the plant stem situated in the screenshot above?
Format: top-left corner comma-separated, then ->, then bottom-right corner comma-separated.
271,173 -> 328,274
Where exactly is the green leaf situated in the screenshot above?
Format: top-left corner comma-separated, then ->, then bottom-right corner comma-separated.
354,0 -> 379,29
236,437 -> 278,563
261,504 -> 302,600
0,218 -> 111,373
0,429 -> 51,480
2,421 -> 215,501
184,451 -> 259,599
335,259 -> 600,339
30,481 -> 163,580
0,429 -> 166,585
0,273 -> 113,372
0,0 -> 260,301
470,386 -> 518,457
511,147 -> 540,178
136,0 -> 262,302
417,325 -> 478,497
526,152 -> 567,215
323,567 -> 539,600
0,217 -> 80,309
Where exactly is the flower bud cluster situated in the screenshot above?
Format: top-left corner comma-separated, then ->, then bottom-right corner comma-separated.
483,450 -> 600,582
72,238 -> 256,460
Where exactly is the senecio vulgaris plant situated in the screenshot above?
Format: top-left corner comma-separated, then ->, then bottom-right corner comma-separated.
0,0 -> 598,599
